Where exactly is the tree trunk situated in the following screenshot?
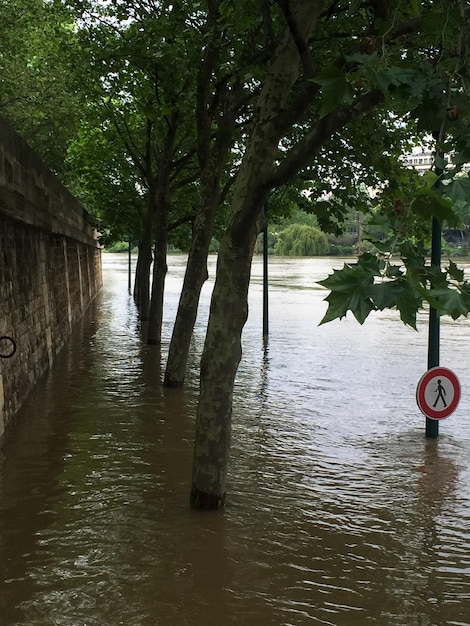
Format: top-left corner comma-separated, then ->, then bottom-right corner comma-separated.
164,185 -> 218,386
163,0 -> 241,386
147,197 -> 169,346
189,0 -> 326,508
133,202 -> 153,320
147,115 -> 178,346
189,215 -> 262,509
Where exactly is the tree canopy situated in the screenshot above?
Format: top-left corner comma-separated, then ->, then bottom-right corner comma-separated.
4,0 -> 470,508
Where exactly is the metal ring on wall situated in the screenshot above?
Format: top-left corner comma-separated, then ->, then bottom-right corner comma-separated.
0,336 -> 17,359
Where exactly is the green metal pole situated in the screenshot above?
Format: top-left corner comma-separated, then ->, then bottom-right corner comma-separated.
426,216 -> 440,438
263,221 -> 269,340
128,234 -> 132,295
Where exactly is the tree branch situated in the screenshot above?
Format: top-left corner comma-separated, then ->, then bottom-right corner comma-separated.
266,89 -> 385,190
275,0 -> 315,77
169,214 -> 195,232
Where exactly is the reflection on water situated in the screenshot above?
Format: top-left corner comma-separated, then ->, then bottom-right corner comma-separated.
1,253 -> 470,626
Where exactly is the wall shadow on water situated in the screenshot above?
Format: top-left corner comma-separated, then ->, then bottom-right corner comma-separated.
0,297 -> 102,624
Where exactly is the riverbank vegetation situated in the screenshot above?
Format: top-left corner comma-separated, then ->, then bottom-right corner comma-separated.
106,200 -> 470,258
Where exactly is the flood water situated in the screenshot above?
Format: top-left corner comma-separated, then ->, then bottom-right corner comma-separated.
1,252 -> 470,626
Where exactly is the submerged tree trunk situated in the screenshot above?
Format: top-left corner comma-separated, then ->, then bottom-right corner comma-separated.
147,196 -> 169,345
189,196 -> 267,509
164,179 -> 219,386
163,221 -> 210,386
164,0 -> 241,386
133,201 -> 154,320
189,1 -> 327,508
147,115 -> 178,346
189,0 -> 397,508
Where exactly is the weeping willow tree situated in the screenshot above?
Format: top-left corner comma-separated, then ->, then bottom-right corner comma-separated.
274,224 -> 329,256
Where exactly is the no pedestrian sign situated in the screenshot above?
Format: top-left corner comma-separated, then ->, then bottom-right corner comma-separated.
416,367 -> 461,420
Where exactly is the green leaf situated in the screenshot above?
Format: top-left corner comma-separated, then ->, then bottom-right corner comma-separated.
350,292 -> 376,324
318,259 -> 377,324
435,154 -> 448,171
447,260 -> 465,283
452,149 -> 470,166
356,251 -> 383,274
314,66 -> 355,118
408,0 -> 421,16
425,265 -> 448,289
400,240 -> 426,267
381,66 -> 425,97
371,279 -> 405,309
395,288 -> 422,329
367,69 -> 393,93
421,170 -> 439,189
365,237 -> 396,253
319,291 -> 350,324
444,178 -> 470,203
430,288 -> 469,320
410,189 -> 459,225
369,277 -> 421,328
318,263 -> 362,293
385,264 -> 404,278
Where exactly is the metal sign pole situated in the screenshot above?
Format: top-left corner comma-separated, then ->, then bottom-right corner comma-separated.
426,217 -> 441,439
263,220 -> 269,340
426,141 -> 445,438
128,234 -> 132,295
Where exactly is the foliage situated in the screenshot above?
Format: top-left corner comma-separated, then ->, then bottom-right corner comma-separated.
319,246 -> 470,329
274,224 -> 329,257
5,0 -> 470,332
445,197 -> 470,228
65,119 -> 145,241
104,240 -> 137,253
317,0 -> 470,329
319,168 -> 470,329
271,208 -> 319,232
0,0 -> 86,174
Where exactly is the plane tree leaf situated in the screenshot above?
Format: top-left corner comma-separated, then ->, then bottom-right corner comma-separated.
444,177 -> 470,203
314,66 -> 355,118
318,255 -> 379,324
411,189 -> 459,226
319,246 -> 470,329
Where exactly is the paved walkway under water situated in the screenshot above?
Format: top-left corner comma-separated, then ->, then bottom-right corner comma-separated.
1,253 -> 469,626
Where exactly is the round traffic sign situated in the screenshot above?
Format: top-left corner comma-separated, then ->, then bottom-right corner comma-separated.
416,366 -> 461,420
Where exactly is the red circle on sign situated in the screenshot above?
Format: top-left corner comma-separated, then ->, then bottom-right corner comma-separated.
416,367 -> 461,420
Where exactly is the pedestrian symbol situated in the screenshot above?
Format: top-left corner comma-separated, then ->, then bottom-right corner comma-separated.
416,367 -> 461,420
433,379 -> 447,408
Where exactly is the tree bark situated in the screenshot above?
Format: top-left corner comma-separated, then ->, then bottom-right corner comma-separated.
147,196 -> 168,345
147,115 -> 178,346
189,211 -> 263,509
189,0 -> 412,508
163,199 -> 214,385
133,198 -> 154,320
189,0 -> 327,508
164,1 -> 240,386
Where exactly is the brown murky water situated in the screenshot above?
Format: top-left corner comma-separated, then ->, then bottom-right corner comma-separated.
1,253 -> 469,626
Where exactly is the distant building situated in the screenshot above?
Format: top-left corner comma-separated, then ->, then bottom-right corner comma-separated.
404,149 -> 470,175
403,150 -> 434,174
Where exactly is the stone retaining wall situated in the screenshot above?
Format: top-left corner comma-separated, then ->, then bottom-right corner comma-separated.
0,118 -> 102,437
